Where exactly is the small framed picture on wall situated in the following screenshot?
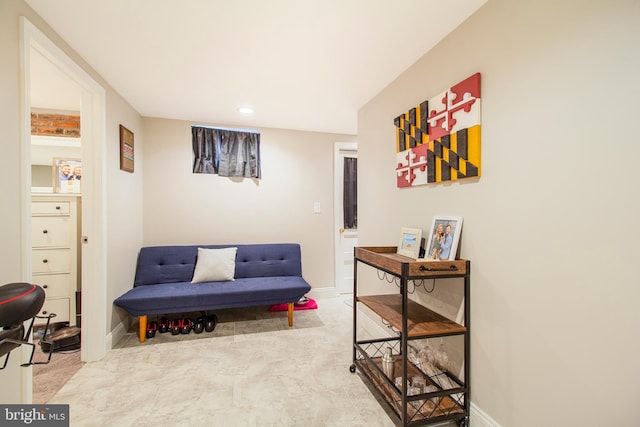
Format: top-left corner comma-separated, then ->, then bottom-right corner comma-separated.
119,124 -> 134,173
424,215 -> 463,261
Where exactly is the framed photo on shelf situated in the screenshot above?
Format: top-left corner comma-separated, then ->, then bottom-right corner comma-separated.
397,227 -> 423,259
52,157 -> 81,194
424,215 -> 463,261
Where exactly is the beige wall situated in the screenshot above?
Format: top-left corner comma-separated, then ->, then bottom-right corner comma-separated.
4,0 -> 636,420
358,0 -> 640,425
142,118 -> 355,288
0,0 -> 144,402
106,97 -> 144,333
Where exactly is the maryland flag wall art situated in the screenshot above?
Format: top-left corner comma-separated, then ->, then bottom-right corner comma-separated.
394,73 -> 481,187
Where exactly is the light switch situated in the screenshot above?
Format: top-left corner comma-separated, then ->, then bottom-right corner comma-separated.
313,202 -> 321,213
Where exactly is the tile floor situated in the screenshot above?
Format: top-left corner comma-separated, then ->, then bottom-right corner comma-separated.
47,296 -> 402,426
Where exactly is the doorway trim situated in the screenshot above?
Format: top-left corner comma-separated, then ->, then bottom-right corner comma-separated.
333,142 -> 358,294
20,18 -> 108,371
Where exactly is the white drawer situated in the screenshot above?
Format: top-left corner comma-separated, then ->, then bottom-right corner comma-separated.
32,249 -> 71,274
32,201 -> 70,216
34,274 -> 73,299
32,216 -> 72,248
35,298 -> 70,325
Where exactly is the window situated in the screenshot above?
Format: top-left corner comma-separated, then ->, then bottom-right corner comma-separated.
343,157 -> 357,229
192,126 -> 261,178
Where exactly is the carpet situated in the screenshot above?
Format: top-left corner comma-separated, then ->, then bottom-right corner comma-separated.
32,344 -> 83,404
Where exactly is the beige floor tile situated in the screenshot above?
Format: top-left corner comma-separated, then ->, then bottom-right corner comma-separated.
47,296 -> 413,426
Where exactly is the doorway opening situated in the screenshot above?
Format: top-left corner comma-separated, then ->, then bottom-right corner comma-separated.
21,16 -> 107,382
334,142 -> 358,295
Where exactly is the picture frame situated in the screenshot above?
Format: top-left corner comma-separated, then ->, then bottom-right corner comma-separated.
119,124 -> 134,173
397,227 -> 423,259
52,157 -> 82,194
424,215 -> 463,261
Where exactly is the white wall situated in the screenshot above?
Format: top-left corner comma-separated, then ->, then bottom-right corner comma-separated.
141,118 -> 355,289
358,0 -> 640,425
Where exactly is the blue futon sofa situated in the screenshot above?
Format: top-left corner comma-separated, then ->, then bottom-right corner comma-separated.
114,243 -> 311,342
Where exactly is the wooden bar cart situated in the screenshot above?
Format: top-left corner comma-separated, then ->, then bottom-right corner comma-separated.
349,246 -> 471,427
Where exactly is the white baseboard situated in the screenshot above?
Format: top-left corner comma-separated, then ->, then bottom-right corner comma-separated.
106,321 -> 127,351
307,286 -> 341,299
470,402 -> 500,427
356,306 -> 501,427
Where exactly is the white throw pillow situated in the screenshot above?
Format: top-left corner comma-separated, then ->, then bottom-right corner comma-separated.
191,247 -> 237,283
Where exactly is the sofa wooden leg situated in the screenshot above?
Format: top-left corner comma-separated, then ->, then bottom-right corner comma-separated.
139,315 -> 147,343
287,303 -> 293,327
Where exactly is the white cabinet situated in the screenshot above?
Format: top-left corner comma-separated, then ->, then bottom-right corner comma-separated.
31,195 -> 80,326
31,216 -> 72,248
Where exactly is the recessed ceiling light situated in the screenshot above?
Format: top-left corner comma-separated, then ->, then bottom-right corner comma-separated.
238,107 -> 254,114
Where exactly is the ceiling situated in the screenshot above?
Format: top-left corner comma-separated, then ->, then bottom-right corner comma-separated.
26,0 -> 486,135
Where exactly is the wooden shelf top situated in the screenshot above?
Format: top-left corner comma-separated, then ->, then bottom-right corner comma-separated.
355,246 -> 469,278
358,294 -> 466,337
